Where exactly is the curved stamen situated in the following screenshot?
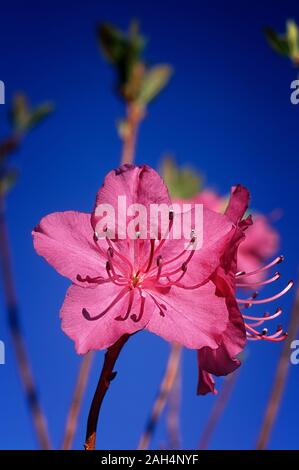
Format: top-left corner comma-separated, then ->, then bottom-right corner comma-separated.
143,239 -> 156,273
131,290 -> 146,322
148,292 -> 167,317
243,307 -> 282,322
237,281 -> 293,305
106,262 -> 127,286
105,237 -> 133,275
76,274 -> 108,284
82,287 -> 129,321
152,210 -> 174,256
236,256 -> 284,279
160,247 -> 195,278
236,272 -> 280,288
107,248 -> 125,279
115,289 -> 134,321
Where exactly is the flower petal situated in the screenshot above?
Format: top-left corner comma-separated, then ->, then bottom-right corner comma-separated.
145,281 -> 229,349
225,185 -> 250,224
60,282 -> 155,353
197,369 -> 217,395
32,211 -> 105,285
92,164 -> 171,239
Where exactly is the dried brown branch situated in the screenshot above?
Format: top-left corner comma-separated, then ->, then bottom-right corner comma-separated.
256,281 -> 299,449
0,197 -> 51,449
61,352 -> 94,449
138,343 -> 182,450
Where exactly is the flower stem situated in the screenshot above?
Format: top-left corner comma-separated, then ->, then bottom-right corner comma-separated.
120,103 -> 144,165
84,334 -> 130,450
0,197 -> 51,449
138,343 -> 182,450
62,352 -> 94,449
256,280 -> 299,449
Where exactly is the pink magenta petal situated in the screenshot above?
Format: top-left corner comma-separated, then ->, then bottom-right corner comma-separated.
92,165 -> 171,238
60,282 -> 155,353
225,185 -> 250,224
197,369 -> 217,395
145,281 -> 229,350
32,211 -> 106,285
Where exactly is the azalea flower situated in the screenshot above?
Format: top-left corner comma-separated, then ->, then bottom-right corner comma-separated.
197,186 -> 292,395
32,164 -> 242,354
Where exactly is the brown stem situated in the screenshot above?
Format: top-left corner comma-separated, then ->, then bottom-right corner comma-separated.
120,104 -> 144,165
198,370 -> 239,450
84,334 -> 130,450
62,352 -> 94,450
138,343 -> 182,450
256,281 -> 299,449
0,197 -> 51,449
166,355 -> 182,449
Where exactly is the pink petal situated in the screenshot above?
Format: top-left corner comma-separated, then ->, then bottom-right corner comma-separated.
60,282 -> 155,353
197,369 -> 217,395
225,185 -> 250,224
197,298 -> 245,377
33,211 -> 105,285
145,281 -> 229,350
92,165 -> 171,237
160,206 -> 235,287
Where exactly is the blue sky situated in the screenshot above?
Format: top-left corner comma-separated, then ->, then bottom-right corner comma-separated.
0,0 -> 299,450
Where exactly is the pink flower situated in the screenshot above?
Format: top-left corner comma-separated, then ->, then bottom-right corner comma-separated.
196,186 -> 292,395
33,165 -> 240,354
195,190 -> 279,282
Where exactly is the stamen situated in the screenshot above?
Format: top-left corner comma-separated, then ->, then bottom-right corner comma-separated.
105,237 -> 133,275
143,239 -> 156,273
148,293 -> 167,317
131,290 -> 146,322
115,289 -> 134,321
76,274 -> 108,284
237,281 -> 293,305
106,262 -> 127,286
236,272 -> 280,288
236,256 -> 284,279
243,307 -> 282,322
82,287 -> 129,321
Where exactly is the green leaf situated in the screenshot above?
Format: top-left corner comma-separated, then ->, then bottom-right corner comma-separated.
264,27 -> 291,56
26,103 -> 54,130
137,65 -> 173,105
287,20 -> 299,57
10,93 -> 53,133
0,168 -> 19,196
98,21 -> 146,95
98,23 -> 127,64
161,157 -> 201,199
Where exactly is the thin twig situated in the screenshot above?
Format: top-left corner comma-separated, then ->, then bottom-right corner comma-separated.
166,355 -> 182,449
0,197 -> 51,449
198,370 -> 239,450
256,281 -> 299,449
84,334 -> 130,450
138,343 -> 182,450
61,352 -> 94,450
120,104 -> 144,165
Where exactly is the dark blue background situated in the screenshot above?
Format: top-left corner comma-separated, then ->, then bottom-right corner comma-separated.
0,0 -> 298,450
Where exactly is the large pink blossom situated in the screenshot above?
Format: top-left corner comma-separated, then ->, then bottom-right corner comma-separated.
33,164 -> 243,354
196,186 -> 292,395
